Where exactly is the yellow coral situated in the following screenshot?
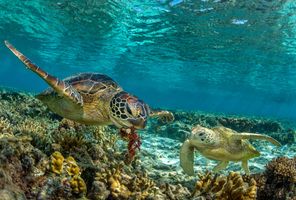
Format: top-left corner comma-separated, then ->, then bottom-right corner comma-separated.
0,117 -> 12,134
50,151 -> 64,174
70,175 -> 87,195
192,171 -> 257,200
129,171 -> 156,199
108,168 -> 131,199
95,166 -> 157,199
65,156 -> 80,176
16,118 -> 47,135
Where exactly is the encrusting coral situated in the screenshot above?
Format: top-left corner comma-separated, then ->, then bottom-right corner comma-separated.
50,151 -> 64,175
70,175 -> 87,195
191,171 -> 257,200
252,157 -> 296,200
66,156 -> 81,176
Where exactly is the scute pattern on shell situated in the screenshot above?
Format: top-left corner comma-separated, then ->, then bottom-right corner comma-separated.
64,73 -> 122,95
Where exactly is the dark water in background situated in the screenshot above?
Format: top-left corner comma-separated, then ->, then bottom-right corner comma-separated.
1,0 -> 296,121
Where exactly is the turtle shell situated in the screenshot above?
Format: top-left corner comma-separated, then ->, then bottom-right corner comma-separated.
63,73 -> 122,95
39,72 -> 122,97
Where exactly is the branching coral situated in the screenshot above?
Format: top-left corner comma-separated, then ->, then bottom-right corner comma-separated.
14,118 -> 57,154
0,117 -> 12,134
158,183 -> 191,200
129,171 -> 155,197
52,119 -> 118,158
52,124 -> 91,155
95,166 -> 131,199
192,171 -> 257,200
108,167 -> 131,199
95,166 -> 160,200
0,91 -> 58,120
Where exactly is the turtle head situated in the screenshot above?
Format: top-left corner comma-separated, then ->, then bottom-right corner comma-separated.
110,92 -> 150,129
190,125 -> 219,147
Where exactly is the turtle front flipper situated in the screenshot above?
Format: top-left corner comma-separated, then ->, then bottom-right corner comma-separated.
4,41 -> 83,106
231,133 -> 281,146
180,139 -> 195,176
149,110 -> 174,123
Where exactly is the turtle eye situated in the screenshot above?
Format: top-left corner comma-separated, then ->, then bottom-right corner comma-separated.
199,132 -> 205,136
126,104 -> 132,115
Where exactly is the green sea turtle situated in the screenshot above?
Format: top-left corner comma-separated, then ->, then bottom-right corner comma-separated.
4,41 -> 174,160
180,125 -> 281,175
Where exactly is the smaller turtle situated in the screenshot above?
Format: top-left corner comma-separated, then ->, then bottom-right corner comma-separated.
180,125 -> 281,175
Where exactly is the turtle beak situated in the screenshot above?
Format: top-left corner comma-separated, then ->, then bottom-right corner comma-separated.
128,118 -> 147,129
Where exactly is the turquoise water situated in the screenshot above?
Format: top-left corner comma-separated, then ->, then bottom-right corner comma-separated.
1,0 -> 296,121
0,2 -> 295,199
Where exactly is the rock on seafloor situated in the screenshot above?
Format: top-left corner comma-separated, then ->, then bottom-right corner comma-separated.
0,89 -> 295,200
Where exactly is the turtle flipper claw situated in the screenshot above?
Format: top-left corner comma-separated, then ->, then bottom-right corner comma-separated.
158,111 -> 174,123
149,110 -> 174,123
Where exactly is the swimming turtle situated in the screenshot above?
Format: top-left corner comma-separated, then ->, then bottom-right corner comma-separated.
4,41 -> 174,160
180,125 -> 281,175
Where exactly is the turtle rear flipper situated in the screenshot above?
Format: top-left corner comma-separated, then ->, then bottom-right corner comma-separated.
180,139 -> 195,176
231,133 -> 281,146
213,161 -> 229,172
4,41 -> 83,106
241,160 -> 250,175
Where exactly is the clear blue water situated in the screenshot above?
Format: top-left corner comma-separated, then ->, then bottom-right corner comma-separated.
1,0 -> 296,121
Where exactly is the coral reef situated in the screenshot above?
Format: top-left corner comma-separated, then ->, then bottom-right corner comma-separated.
251,157 -> 296,200
0,117 -> 12,134
0,133 -> 48,199
66,156 -> 81,176
50,151 -> 64,175
191,171 -> 257,200
94,165 -> 159,199
38,151 -> 87,199
0,90 -> 295,199
70,175 -> 87,195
